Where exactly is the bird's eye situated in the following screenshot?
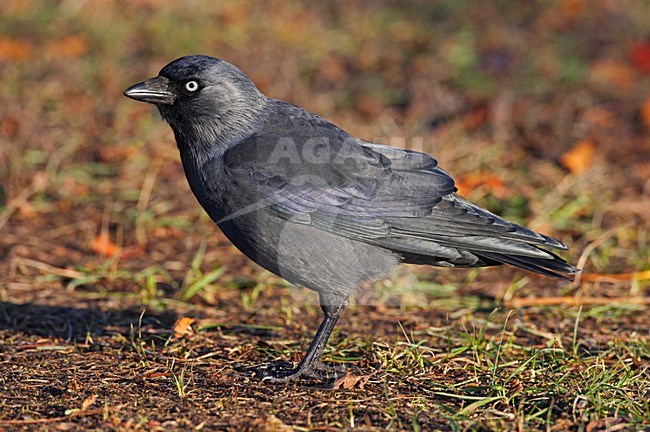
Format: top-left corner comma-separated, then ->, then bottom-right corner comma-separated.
185,80 -> 199,92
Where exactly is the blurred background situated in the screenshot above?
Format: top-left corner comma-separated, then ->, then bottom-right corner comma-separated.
0,1 -> 649,428
1,0 -> 647,300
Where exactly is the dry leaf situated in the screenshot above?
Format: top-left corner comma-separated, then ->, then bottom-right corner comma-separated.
81,394 -> 97,411
461,107 -> 489,130
172,317 -> 195,338
133,370 -> 172,381
331,371 -> 370,390
455,172 -> 507,198
586,418 -> 623,432
560,139 -> 595,173
249,414 -> 293,432
0,116 -> 20,139
580,106 -> 614,128
118,245 -> 144,259
18,201 -> 37,218
3,0 -> 31,14
560,0 -> 585,18
0,37 -> 30,61
47,35 -> 88,59
588,60 -> 637,89
91,232 -> 118,256
32,171 -> 49,193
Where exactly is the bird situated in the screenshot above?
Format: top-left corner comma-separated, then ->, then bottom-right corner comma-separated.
124,55 -> 577,383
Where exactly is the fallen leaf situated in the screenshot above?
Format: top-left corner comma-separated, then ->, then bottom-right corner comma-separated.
0,37 -> 30,61
560,139 -> 595,173
0,116 -> 20,139
321,56 -> 348,83
3,0 -> 31,14
629,41 -> 650,74
580,106 -> 614,128
32,171 -> 49,193
586,418 -> 623,432
118,245 -> 144,259
172,317 -> 195,338
331,370 -> 371,390
560,0 -> 585,18
46,35 -> 88,59
81,395 -> 97,411
588,60 -> 637,89
98,144 -> 136,163
91,232 -> 118,257
461,106 -> 489,130
455,172 -> 507,198
249,414 -> 293,432
17,201 -> 37,218
133,370 -> 172,381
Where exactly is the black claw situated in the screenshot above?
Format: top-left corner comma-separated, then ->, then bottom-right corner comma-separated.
253,361 -> 300,382
254,360 -> 349,382
253,295 -> 350,384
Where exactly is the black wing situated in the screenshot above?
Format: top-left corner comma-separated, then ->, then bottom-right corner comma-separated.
224,101 -> 455,220
224,101 -> 577,279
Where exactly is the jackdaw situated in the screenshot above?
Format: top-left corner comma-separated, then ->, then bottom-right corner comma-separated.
124,55 -> 577,382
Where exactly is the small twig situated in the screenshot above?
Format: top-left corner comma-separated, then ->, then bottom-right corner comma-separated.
0,184 -> 34,232
10,257 -> 85,279
46,220 -> 95,239
0,406 -> 114,426
505,296 -> 650,308
580,270 -> 650,283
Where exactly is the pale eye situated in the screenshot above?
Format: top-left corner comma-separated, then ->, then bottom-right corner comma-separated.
185,80 -> 199,92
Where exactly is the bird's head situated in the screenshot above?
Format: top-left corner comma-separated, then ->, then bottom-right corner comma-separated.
124,55 -> 267,151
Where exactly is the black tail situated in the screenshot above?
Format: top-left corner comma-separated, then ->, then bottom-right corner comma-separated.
477,250 -> 578,281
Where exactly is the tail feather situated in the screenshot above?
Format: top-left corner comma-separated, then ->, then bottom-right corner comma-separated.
477,250 -> 578,281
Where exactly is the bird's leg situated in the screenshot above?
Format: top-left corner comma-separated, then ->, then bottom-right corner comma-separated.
258,292 -> 349,382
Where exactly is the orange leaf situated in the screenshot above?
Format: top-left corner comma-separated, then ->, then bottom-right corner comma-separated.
172,317 -> 195,338
461,107 -> 488,130
629,41 -> 650,74
0,37 -> 30,61
132,370 -> 172,381
580,106 -> 614,128
560,139 -> 595,174
47,35 -> 88,59
455,172 -> 507,198
560,0 -> 585,18
81,394 -> 97,411
588,60 -> 636,88
118,245 -> 144,259
0,116 -> 20,139
91,233 -> 118,256
17,201 -> 37,218
331,370 -> 371,390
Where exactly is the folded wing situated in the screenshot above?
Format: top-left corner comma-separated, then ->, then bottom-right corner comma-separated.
224,102 -> 577,279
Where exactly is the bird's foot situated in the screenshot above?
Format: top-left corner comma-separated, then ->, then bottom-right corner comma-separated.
255,360 -> 349,383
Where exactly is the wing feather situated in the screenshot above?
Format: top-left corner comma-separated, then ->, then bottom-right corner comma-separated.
222,100 -> 575,278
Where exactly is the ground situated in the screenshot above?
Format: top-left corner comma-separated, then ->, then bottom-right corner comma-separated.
1,1 -> 649,431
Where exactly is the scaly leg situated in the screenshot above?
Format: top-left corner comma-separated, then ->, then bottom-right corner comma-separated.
258,293 -> 349,382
